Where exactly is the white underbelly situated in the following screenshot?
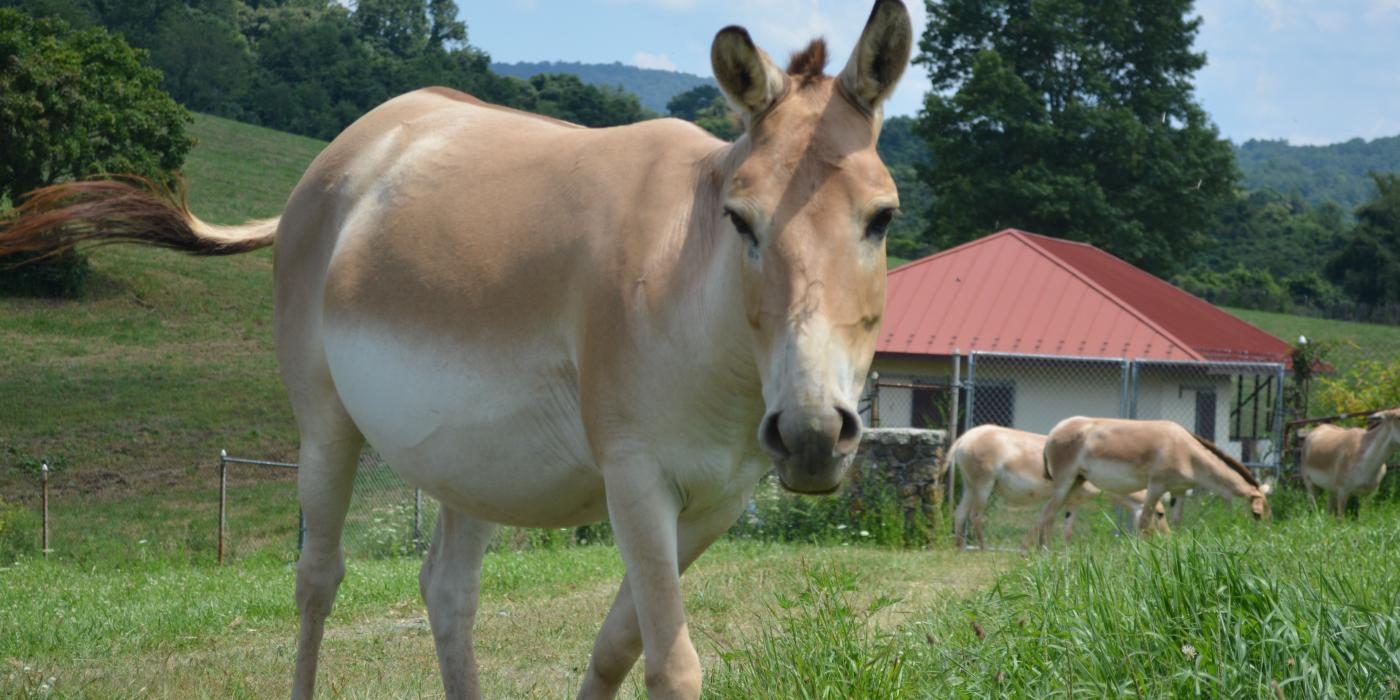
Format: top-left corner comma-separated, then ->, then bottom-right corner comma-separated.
323,323 -> 604,527
1081,457 -> 1148,495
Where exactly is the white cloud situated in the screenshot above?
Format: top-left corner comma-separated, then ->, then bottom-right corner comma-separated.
632,51 -> 679,71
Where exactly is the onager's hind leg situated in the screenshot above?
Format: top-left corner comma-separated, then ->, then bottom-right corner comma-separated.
577,499 -> 743,700
1032,476 -> 1080,550
952,482 -> 974,549
290,410 -> 364,700
421,508 -> 498,700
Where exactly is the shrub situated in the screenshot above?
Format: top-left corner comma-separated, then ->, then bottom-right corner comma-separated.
0,250 -> 91,298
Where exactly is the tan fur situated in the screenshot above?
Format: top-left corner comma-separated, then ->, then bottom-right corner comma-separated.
0,4 -> 914,698
1301,409 -> 1400,517
1032,417 -> 1271,548
950,425 -> 1164,550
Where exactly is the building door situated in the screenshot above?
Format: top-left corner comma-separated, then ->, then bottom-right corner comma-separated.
1195,390 -> 1216,441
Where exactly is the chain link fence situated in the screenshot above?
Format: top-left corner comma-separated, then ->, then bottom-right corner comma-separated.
963,353 -> 1286,479
218,448 -> 438,562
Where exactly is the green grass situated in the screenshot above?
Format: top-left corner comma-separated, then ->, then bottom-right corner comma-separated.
709,500 -> 1400,699
5,493 -> 1399,698
0,540 -> 1005,699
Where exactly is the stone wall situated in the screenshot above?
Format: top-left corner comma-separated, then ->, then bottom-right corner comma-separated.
847,428 -> 949,531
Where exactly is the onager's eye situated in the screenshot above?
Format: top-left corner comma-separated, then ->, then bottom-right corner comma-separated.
865,207 -> 898,240
725,207 -> 758,247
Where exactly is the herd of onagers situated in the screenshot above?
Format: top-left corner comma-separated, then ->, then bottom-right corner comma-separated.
948,409 -> 1400,548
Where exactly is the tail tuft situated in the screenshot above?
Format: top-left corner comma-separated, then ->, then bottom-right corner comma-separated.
0,176 -> 276,263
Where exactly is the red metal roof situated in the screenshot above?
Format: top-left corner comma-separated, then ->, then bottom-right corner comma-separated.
880,229 -> 1291,363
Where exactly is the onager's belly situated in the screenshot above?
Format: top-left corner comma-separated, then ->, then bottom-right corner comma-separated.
1081,457 -> 1148,495
995,469 -> 1055,506
323,324 -> 606,528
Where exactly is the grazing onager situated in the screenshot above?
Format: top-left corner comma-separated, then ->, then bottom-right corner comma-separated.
1034,417 -> 1270,548
949,425 -> 1165,549
1301,409 -> 1400,517
0,3 -> 915,698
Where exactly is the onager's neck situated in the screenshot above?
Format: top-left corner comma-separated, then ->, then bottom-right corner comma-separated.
1356,422 -> 1400,476
1193,443 -> 1260,500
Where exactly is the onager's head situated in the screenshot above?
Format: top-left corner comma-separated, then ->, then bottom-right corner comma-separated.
710,1 -> 912,494
1250,492 -> 1272,522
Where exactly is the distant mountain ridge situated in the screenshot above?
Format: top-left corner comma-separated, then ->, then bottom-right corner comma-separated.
490,61 -> 714,113
1235,135 -> 1400,212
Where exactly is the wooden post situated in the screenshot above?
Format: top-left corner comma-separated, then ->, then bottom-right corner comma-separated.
218,449 -> 228,565
41,461 -> 50,559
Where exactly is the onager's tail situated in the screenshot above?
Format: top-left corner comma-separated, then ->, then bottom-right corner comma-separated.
0,177 -> 277,260
1190,434 -> 1260,488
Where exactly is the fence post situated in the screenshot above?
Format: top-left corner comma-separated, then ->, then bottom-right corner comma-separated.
1118,359 -> 1131,418
869,372 -> 881,428
41,461 -> 49,559
218,449 -> 228,565
1128,361 -> 1141,419
963,352 -> 977,432
946,349 -> 961,506
1273,363 -> 1287,480
414,488 -> 423,554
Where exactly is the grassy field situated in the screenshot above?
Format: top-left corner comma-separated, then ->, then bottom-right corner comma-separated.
5,495 -> 1399,698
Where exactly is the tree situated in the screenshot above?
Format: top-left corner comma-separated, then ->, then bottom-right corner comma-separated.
0,9 -> 192,202
914,0 -> 1237,275
0,8 -> 192,297
1325,173 -> 1400,308
666,84 -> 738,141
526,73 -> 653,128
354,0 -> 429,58
427,0 -> 465,48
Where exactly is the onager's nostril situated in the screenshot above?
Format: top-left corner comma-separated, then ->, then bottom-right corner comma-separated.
760,412 -> 790,459
834,405 -> 861,454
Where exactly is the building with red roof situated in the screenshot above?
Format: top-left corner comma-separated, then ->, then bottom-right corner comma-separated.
870,229 -> 1290,464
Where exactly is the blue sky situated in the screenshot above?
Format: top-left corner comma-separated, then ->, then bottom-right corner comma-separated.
461,1 -> 1400,146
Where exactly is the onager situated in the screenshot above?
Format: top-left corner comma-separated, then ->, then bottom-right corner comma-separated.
0,3 -> 915,698
1034,417 -> 1270,548
948,425 -> 1165,549
1300,409 -> 1400,517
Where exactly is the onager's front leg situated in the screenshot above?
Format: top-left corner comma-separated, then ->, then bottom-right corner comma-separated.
592,458 -> 700,699
578,501 -> 743,699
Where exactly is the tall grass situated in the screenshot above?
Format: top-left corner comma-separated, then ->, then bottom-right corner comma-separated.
709,500 -> 1400,698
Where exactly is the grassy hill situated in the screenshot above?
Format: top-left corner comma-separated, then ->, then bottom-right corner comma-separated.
0,114 -> 325,497
1224,306 -> 1400,375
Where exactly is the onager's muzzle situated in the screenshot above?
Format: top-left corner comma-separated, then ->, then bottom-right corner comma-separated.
759,401 -> 862,494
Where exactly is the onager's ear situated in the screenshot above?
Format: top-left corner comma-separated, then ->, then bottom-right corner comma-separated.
711,26 -> 787,121
837,0 -> 914,115
1367,413 -> 1383,430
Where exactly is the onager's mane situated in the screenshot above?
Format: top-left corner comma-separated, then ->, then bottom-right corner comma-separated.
787,39 -> 829,87
1191,434 -> 1260,488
